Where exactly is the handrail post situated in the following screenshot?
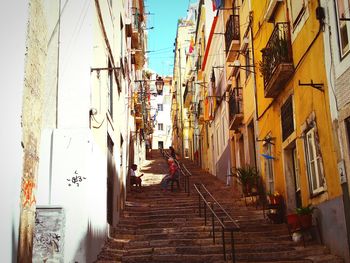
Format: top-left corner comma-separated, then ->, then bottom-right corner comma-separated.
211,202 -> 215,244
222,223 -> 226,261
204,201 -> 207,225
187,176 -> 190,196
231,230 -> 235,263
198,193 -> 201,217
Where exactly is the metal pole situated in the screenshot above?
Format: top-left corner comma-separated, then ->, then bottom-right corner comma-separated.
204,201 -> 207,225
222,224 -> 226,261
211,203 -> 215,244
231,230 -> 235,263
199,193 -> 201,217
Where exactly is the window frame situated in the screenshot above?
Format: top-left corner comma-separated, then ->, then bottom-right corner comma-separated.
335,0 -> 350,59
157,104 -> 163,111
304,127 -> 325,195
158,123 -> 164,131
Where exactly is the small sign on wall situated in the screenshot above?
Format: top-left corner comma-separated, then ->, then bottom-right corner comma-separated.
33,206 -> 65,263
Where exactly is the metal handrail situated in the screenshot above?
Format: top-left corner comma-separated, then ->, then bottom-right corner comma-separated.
194,183 -> 240,263
176,160 -> 191,195
201,184 -> 238,228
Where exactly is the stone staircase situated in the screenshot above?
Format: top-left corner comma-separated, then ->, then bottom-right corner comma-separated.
95,150 -> 344,263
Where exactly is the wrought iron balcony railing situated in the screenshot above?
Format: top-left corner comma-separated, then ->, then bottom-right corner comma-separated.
229,88 -> 243,130
260,23 -> 293,97
225,15 -> 240,56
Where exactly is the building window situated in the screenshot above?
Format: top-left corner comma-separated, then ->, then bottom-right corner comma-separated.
335,0 -> 350,58
108,59 -> 113,118
158,123 -> 164,131
157,104 -> 163,111
290,0 -> 305,27
345,117 -> 350,155
304,127 -> 324,194
281,96 -> 294,141
216,128 -> 220,155
245,49 -> 250,79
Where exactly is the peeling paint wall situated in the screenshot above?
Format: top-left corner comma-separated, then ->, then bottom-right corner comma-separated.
18,0 -> 49,261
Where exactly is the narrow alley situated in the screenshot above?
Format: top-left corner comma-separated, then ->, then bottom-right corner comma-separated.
3,0 -> 350,262
96,150 -> 343,263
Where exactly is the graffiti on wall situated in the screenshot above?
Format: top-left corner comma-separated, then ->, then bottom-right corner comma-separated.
33,207 -> 65,263
67,170 -> 87,187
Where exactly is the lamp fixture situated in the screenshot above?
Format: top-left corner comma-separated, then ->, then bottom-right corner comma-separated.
155,76 -> 164,95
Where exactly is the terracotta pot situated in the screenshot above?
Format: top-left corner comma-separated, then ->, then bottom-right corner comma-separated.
287,213 -> 301,230
298,214 -> 312,228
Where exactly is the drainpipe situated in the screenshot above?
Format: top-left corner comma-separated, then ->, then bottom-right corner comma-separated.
248,8 -> 260,172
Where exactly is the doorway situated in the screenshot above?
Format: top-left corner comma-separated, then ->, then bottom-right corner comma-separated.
284,142 -> 301,212
107,135 -> 115,225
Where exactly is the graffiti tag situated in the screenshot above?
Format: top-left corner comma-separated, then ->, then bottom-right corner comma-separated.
67,170 -> 86,187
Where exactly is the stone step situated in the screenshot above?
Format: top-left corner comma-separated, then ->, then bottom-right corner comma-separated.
96,155 -> 344,263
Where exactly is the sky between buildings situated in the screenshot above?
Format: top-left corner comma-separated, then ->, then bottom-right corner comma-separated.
146,0 -> 195,77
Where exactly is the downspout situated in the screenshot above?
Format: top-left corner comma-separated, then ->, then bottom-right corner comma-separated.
248,8 -> 260,171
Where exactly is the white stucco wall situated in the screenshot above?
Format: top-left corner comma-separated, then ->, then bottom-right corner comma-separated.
151,83 -> 173,149
36,2 -> 107,262
37,129 -> 107,262
0,1 -> 28,262
58,0 -> 93,128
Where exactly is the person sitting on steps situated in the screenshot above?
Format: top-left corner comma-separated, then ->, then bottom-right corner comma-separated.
169,146 -> 177,160
130,164 -> 143,190
161,158 -> 180,192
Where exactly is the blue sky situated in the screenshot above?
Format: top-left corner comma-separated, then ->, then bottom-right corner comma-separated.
145,0 -> 193,76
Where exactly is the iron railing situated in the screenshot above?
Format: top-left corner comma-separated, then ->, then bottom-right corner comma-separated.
261,23 -> 293,88
229,88 -> 243,122
225,15 -> 240,55
194,184 -> 240,263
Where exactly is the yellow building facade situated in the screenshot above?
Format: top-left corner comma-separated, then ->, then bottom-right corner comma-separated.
252,0 -> 347,258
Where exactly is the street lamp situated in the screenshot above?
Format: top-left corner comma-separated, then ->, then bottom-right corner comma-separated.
155,76 -> 164,95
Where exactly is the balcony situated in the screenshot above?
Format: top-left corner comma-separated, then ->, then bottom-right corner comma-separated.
183,84 -> 193,108
225,15 -> 240,62
260,23 -> 294,98
198,100 -> 205,124
228,88 -> 243,131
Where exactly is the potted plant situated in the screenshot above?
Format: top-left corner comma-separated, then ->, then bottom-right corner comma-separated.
296,204 -> 315,229
236,165 -> 259,196
267,191 -> 283,205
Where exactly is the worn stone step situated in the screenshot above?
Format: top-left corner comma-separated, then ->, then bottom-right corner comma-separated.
96,154 -> 344,262
236,245 -> 330,261
121,253 -> 227,263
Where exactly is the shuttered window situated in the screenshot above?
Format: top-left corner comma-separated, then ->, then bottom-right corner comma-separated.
281,96 -> 294,141
304,127 -> 324,194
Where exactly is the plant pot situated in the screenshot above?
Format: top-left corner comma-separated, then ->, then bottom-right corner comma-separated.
299,214 -> 312,228
287,213 -> 301,230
